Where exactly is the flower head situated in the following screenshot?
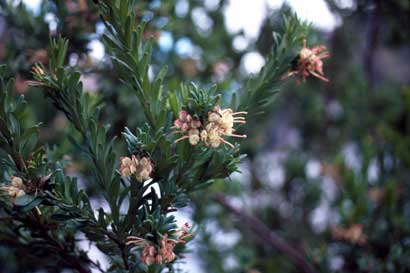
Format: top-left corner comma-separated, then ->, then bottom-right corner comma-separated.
126,223 -> 191,266
331,224 -> 368,245
141,244 -> 157,266
0,176 -> 26,200
158,235 -> 177,263
173,110 -> 201,132
119,156 -> 136,177
119,155 -> 153,182
125,236 -> 177,266
175,222 -> 192,242
188,129 -> 200,145
283,39 -> 330,84
173,110 -> 202,145
201,106 -> 247,148
173,106 -> 247,148
135,156 -> 154,182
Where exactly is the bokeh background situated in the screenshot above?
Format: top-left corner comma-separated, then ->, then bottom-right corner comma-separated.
0,0 -> 409,272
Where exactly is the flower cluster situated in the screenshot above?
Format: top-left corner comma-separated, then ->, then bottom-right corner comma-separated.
140,237 -> 175,265
283,39 -> 330,83
203,106 -> 247,148
126,223 -> 192,266
0,176 -> 26,199
173,106 -> 247,148
173,110 -> 202,145
331,224 -> 368,245
119,155 -> 153,182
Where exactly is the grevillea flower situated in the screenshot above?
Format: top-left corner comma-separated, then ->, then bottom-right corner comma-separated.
126,223 -> 192,266
119,155 -> 153,182
173,106 -> 247,148
202,106 -> 247,148
141,244 -> 157,266
331,224 -> 368,245
175,222 -> 192,242
135,157 -> 153,182
173,110 -> 202,145
119,156 -> 137,177
283,39 -> 330,83
0,176 -> 26,199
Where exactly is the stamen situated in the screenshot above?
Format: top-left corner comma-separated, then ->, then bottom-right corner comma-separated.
35,206 -> 42,215
220,138 -> 235,148
310,71 -> 329,82
228,133 -> 247,138
174,136 -> 189,143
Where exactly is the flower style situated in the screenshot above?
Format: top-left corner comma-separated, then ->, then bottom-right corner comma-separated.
173,106 -> 247,148
0,176 -> 26,200
119,155 -> 153,182
126,223 -> 192,266
283,39 -> 330,83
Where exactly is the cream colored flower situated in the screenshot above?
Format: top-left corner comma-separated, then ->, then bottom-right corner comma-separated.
188,129 -> 200,145
135,156 -> 153,182
207,127 -> 222,148
208,112 -> 221,123
173,110 -> 202,144
202,106 -> 247,148
119,156 -> 153,182
173,106 -> 247,148
331,224 -> 368,245
126,223 -> 191,266
119,156 -> 134,177
282,39 -> 330,83
0,176 -> 26,199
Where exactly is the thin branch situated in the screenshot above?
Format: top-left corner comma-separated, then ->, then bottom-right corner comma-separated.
87,258 -> 105,273
363,0 -> 381,89
214,194 -> 318,273
103,230 -> 129,270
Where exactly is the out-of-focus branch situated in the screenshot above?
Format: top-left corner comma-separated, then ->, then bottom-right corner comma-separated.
214,194 -> 317,273
363,0 -> 381,88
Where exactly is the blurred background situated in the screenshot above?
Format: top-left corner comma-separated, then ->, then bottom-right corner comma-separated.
0,0 -> 409,272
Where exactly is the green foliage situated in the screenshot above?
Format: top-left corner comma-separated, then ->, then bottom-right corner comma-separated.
0,0 -> 313,269
240,15 -> 310,116
5,1 -> 407,273
4,0 -> 308,271
0,65 -> 41,174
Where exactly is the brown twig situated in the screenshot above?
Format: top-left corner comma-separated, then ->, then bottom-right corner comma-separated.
13,211 -> 93,273
214,194 -> 317,273
103,231 -> 129,270
87,257 -> 105,273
